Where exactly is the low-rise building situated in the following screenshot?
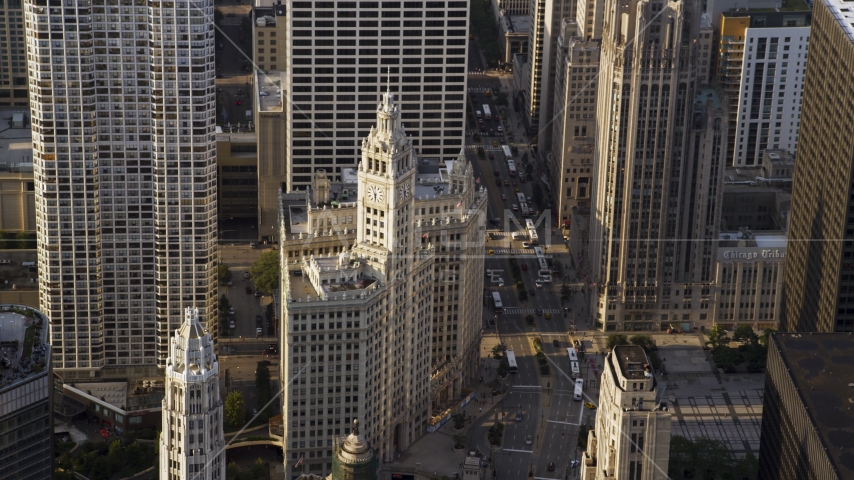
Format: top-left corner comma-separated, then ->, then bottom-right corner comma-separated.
499,15 -> 530,66
0,305 -> 52,480
0,108 -> 35,233
581,346 -> 670,480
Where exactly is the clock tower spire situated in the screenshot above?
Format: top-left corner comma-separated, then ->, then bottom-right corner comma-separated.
355,79 -> 416,258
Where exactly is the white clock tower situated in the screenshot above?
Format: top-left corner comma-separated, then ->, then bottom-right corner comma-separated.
355,83 -> 417,274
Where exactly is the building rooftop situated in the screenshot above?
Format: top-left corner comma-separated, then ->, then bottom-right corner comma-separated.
0,305 -> 49,392
612,345 -> 653,381
0,108 -> 34,170
256,70 -> 284,112
504,14 -> 531,34
772,333 -> 854,477
721,0 -> 811,14
825,0 -> 854,44
696,87 -> 723,110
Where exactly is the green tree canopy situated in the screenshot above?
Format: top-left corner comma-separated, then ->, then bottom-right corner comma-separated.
605,334 -> 629,350
225,390 -> 245,428
629,335 -> 655,352
250,250 -> 280,294
255,361 -> 273,413
560,284 -> 572,303
732,325 -> 759,346
706,324 -> 730,351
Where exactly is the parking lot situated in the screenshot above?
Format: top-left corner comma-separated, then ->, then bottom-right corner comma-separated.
223,268 -> 275,340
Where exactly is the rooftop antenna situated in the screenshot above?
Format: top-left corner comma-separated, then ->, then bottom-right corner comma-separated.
386,66 -> 391,93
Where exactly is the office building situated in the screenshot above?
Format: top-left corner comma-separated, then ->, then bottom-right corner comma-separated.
783,0 -> 854,333
590,0 -> 729,332
0,305 -> 52,480
492,0 -> 529,20
499,14 -> 530,65
713,152 -> 791,330
757,333 -> 854,479
580,345 -> 670,480
25,0 -> 219,378
519,0 -> 573,150
0,0 -> 28,107
159,307 -> 226,480
215,131 -> 258,231
549,18 -> 598,225
717,9 -> 811,166
278,0 -> 468,192
294,420 -> 377,480
278,89 -> 486,477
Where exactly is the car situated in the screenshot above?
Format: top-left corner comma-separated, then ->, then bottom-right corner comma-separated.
259,91 -> 269,96
500,193 -> 507,200
497,125 -> 504,132
480,125 -> 487,132
234,100 -> 242,105
237,89 -> 243,95
488,249 -> 495,255
499,137 -> 505,144
498,279 -> 504,287
528,208 -> 535,215
519,176 -> 526,184
545,312 -> 552,319
492,141 -> 498,147
535,281 -> 542,288
489,153 -> 495,159
547,463 -> 556,472
522,242 -> 531,248
494,169 -> 500,176
246,286 -> 253,294
521,263 -> 527,271
256,327 -> 263,336
515,409 -> 522,421
535,309 -> 543,316
255,291 -> 262,297
256,315 -> 263,326
504,179 -> 510,186
529,288 -> 535,296
512,204 -> 518,211
478,118 -> 484,124
229,306 -> 235,314
511,179 -> 518,186
574,340 -> 581,348
229,321 -> 235,329
514,187 -> 520,193
584,402 -> 597,410
243,272 -> 250,279
252,408 -> 258,415
527,196 -> 533,203
553,339 -> 560,347
525,435 -> 533,445
485,89 -> 491,96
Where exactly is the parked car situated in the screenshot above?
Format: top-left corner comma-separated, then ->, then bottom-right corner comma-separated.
256,327 -> 263,336
525,435 -> 532,445
246,286 -> 253,294
255,291 -> 262,297
243,272 -> 250,279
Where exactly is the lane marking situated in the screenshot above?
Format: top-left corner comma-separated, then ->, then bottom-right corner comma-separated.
547,420 -> 579,426
504,449 -> 534,453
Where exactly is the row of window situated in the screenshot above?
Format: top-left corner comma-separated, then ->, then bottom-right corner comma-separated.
292,1 -> 466,8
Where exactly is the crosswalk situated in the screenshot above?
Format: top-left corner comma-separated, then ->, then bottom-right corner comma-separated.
504,308 -> 561,314
491,248 -> 535,255
465,144 -> 503,151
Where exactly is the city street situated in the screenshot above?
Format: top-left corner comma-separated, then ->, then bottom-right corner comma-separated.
464,63 -> 599,478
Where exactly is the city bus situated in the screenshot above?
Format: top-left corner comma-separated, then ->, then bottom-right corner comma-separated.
483,104 -> 492,120
573,378 -> 584,401
517,193 -> 527,204
492,291 -> 503,313
507,160 -> 517,176
528,230 -> 539,245
506,350 -> 518,374
525,219 -> 536,231
567,347 -> 578,363
519,202 -> 529,217
571,361 -> 581,379
502,145 -> 512,158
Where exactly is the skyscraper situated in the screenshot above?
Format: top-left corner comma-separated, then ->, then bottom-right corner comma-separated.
277,87 -> 485,477
159,307 -> 226,480
281,0 -> 469,191
26,0 -> 219,378
589,0 -> 728,332
0,0 -> 28,107
784,0 -> 854,333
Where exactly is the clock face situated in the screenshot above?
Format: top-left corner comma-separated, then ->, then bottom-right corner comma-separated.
367,185 -> 384,203
404,183 -> 411,199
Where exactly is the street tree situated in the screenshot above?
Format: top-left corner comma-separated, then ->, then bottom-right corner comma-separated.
732,325 -> 759,346
255,361 -> 272,412
250,250 -> 280,294
218,264 -> 231,283
560,284 -> 572,303
706,325 -> 730,351
760,327 -> 777,346
629,335 -> 655,353
605,334 -> 629,351
224,390 -> 245,428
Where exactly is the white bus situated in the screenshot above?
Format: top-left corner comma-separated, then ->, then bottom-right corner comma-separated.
567,347 -> 578,362
502,145 -> 512,158
492,291 -> 503,313
517,193 -> 527,204
507,159 -> 517,176
529,230 -> 539,245
571,361 -> 580,379
538,257 -> 549,271
525,219 -> 536,231
506,350 -> 518,374
483,104 -> 492,120
519,202 -> 530,216
573,378 -> 584,401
